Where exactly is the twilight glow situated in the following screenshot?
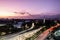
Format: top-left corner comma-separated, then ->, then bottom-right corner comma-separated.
0,0 -> 60,18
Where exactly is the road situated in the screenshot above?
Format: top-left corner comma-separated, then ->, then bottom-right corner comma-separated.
36,23 -> 60,40
0,23 -> 44,40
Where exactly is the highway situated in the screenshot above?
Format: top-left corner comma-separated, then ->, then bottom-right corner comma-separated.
0,23 -> 59,40
0,23 -> 44,40
35,23 -> 60,40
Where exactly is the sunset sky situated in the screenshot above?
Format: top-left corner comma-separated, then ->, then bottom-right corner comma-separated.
0,0 -> 60,17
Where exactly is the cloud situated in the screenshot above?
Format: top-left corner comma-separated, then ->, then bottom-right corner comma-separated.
14,12 -> 31,16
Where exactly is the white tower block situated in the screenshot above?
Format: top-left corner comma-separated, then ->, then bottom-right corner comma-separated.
43,18 -> 45,23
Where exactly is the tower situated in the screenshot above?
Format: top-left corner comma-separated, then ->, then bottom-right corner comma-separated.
43,16 -> 45,24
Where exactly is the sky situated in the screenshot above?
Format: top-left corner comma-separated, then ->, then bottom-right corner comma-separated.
0,0 -> 60,17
